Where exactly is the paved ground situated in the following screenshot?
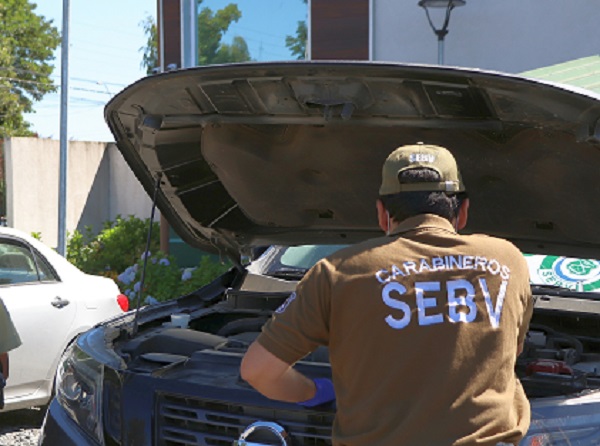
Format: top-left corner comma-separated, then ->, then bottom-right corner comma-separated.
0,408 -> 44,446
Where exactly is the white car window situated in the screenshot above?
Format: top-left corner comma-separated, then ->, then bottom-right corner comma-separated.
0,240 -> 58,285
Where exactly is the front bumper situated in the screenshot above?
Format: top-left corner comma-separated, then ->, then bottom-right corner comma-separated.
39,399 -> 98,446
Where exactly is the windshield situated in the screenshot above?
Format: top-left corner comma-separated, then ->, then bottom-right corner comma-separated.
260,246 -> 600,293
259,245 -> 347,279
279,245 -> 348,270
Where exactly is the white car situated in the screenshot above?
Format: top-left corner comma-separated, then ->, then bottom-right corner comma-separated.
0,226 -> 128,412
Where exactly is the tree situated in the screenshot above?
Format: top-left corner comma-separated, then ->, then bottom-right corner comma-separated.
285,0 -> 308,60
197,3 -> 249,65
0,0 -> 60,136
286,21 -> 307,60
140,15 -> 158,76
210,36 -> 250,65
139,0 -> 250,73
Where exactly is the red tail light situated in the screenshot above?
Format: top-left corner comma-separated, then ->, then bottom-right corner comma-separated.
526,359 -> 573,376
117,294 -> 129,312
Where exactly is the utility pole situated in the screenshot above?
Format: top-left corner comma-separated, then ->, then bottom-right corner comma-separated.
57,0 -> 70,256
156,0 -> 197,254
157,0 -> 182,254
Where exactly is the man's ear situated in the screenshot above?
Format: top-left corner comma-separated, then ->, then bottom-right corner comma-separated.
456,198 -> 470,230
376,199 -> 389,233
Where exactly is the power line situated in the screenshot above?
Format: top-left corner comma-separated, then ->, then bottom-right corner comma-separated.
0,77 -> 118,96
0,76 -> 54,87
0,67 -> 130,89
0,66 -> 54,78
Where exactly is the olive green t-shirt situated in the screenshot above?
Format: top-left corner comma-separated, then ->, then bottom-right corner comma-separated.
0,298 -> 21,354
258,214 -> 533,446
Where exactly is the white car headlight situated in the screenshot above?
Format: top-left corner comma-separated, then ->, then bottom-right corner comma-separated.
56,343 -> 104,444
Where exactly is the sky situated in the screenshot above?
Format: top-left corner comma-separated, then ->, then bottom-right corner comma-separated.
24,0 -> 307,142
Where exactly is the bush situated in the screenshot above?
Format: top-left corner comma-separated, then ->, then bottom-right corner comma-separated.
66,215 -> 159,279
67,215 -> 232,304
117,251 -> 232,304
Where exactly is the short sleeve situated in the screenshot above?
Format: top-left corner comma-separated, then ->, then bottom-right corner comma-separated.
257,260 -> 332,364
0,299 -> 21,353
516,255 -> 533,347
517,290 -> 533,347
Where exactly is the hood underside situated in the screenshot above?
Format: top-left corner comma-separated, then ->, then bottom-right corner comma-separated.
105,61 -> 600,262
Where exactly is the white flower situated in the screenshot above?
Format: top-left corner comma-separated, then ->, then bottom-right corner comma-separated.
181,269 -> 193,281
144,295 -> 159,305
159,258 -> 170,266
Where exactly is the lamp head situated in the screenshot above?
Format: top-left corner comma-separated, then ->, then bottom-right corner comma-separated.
418,0 -> 465,8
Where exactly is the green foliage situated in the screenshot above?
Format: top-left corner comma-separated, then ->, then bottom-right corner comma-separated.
197,3 -> 250,65
178,256 -> 232,295
139,15 -> 158,75
66,215 -> 160,279
66,214 -> 231,304
285,20 -> 307,60
285,0 -> 307,60
139,0 -> 251,73
117,252 -> 231,304
121,252 -> 183,303
210,35 -> 250,65
30,231 -> 41,241
0,0 -> 60,136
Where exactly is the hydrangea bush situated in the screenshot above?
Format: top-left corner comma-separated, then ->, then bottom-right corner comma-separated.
65,215 -> 232,305
117,251 -> 232,305
66,215 -> 160,280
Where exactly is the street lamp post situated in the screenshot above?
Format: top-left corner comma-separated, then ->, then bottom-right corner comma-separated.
418,0 -> 465,65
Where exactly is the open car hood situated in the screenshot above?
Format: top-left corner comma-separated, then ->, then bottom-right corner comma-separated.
105,61 -> 600,263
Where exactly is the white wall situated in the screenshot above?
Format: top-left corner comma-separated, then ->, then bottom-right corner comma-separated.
108,144 -> 155,220
374,0 -> 600,73
4,137 -> 155,249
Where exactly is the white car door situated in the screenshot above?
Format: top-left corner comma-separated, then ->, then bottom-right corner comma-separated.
0,238 -> 77,402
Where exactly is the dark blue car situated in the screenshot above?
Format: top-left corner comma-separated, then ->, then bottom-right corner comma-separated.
41,61 -> 600,445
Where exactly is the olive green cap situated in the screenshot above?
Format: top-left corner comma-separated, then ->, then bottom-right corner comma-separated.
379,143 -> 466,195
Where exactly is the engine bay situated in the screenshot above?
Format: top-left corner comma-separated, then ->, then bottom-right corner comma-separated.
517,306 -> 600,397
116,286 -> 600,399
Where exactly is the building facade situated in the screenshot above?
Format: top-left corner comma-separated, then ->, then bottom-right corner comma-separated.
309,0 -> 600,74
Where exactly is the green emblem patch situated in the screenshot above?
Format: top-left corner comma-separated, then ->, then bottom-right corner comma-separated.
538,256 -> 600,292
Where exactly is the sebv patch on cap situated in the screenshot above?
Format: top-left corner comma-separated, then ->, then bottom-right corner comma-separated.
379,142 -> 466,195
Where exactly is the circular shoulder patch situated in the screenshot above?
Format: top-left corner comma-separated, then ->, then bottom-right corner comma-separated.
275,292 -> 297,314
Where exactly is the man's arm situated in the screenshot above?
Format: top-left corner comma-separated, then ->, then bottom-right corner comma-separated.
240,341 -> 316,403
0,353 -> 8,379
517,342 -> 524,358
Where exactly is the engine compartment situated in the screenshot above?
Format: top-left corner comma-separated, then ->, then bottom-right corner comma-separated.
117,287 -> 600,399
517,307 -> 600,397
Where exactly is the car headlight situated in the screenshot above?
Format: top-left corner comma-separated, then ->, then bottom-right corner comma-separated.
522,409 -> 600,445
56,342 -> 104,444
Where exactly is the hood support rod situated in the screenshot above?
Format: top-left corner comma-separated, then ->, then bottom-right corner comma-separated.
132,173 -> 162,336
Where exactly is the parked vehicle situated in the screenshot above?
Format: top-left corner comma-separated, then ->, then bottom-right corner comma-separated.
0,226 -> 128,412
40,61 -> 600,445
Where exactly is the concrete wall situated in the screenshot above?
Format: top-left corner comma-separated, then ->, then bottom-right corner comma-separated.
373,0 -> 600,74
5,137 -> 155,249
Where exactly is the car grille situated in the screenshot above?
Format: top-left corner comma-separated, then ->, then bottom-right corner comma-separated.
156,392 -> 334,446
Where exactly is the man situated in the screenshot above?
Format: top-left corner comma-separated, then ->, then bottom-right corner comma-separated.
0,296 -> 21,380
241,143 -> 533,445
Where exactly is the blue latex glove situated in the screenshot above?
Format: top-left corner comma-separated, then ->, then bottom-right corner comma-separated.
298,378 -> 335,407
